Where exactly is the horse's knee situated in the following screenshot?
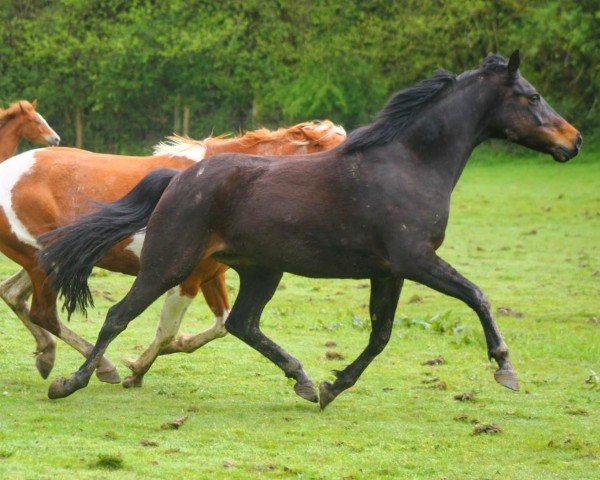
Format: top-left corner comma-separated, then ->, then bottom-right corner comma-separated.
225,317 -> 253,339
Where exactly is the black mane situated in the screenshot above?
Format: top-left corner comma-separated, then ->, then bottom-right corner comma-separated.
341,54 -> 508,154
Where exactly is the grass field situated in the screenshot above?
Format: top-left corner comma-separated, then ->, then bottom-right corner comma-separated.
0,146 -> 598,479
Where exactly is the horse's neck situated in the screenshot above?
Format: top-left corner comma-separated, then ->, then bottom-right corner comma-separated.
0,119 -> 23,162
399,81 -> 494,187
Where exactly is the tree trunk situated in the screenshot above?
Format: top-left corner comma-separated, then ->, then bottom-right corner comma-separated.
252,98 -> 259,128
173,94 -> 182,134
183,105 -> 190,137
75,109 -> 83,149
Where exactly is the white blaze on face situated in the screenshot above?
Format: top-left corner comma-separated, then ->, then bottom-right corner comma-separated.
125,230 -> 145,259
0,149 -> 44,248
334,124 -> 346,136
36,113 -> 60,145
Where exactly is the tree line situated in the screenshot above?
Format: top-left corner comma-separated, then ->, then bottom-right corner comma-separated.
1,0 -> 597,153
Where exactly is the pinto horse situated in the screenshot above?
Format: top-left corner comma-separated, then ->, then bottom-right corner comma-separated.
40,52 -> 582,407
0,121 -> 345,384
0,100 -> 60,161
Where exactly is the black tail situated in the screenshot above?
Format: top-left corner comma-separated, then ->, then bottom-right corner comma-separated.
38,168 -> 179,318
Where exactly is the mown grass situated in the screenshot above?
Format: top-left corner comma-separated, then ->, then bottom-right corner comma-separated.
0,146 -> 598,479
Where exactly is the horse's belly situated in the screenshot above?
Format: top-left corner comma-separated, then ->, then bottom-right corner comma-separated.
213,245 -> 389,279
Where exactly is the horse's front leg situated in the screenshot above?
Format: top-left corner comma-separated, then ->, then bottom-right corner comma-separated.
0,269 -> 56,378
319,277 -> 403,409
404,251 -> 518,390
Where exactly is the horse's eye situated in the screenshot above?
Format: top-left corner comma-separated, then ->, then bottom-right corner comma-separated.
528,94 -> 540,105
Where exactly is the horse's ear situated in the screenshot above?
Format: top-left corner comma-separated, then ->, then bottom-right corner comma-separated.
507,50 -> 520,77
19,101 -> 26,114
32,99 -> 38,109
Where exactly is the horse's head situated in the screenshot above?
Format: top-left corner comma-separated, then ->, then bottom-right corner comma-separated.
486,51 -> 582,162
294,120 -> 347,152
17,100 -> 61,147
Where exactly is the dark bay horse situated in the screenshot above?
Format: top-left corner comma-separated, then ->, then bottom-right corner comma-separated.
40,51 -> 582,407
0,121 -> 344,384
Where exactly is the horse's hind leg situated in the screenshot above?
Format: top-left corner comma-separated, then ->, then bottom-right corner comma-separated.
122,286 -> 193,388
122,264 -> 229,388
225,266 -> 318,403
27,269 -> 120,384
0,268 -> 56,378
405,252 -> 518,391
319,277 -> 403,409
162,271 -> 230,353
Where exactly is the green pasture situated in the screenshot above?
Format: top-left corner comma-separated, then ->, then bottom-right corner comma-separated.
0,148 -> 598,479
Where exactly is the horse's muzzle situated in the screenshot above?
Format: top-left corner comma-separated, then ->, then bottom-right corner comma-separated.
552,133 -> 582,163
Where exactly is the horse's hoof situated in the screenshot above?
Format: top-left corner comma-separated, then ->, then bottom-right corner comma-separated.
35,350 -> 56,379
122,375 -> 143,389
494,368 -> 519,391
294,380 -> 318,403
96,368 -> 121,384
318,381 -> 337,410
48,376 -> 77,399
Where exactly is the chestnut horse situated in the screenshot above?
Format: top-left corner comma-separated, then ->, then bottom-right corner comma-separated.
1,99 -> 60,379
41,52 -> 582,407
0,120 -> 345,384
0,100 -> 60,160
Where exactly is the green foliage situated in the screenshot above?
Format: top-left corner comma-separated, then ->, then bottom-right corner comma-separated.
0,1 -> 597,152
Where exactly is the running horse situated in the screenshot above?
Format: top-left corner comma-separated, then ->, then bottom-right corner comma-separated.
40,52 -> 582,407
0,99 -> 60,379
0,120 -> 345,384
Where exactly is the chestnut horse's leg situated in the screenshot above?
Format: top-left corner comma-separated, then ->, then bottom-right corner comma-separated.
121,286 -> 194,388
162,273 -> 230,353
27,269 -> 121,384
121,264 -> 229,388
225,266 -> 319,403
405,252 -> 518,391
0,268 -> 56,378
319,277 -> 403,409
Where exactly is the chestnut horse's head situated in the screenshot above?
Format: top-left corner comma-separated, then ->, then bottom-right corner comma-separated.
236,120 -> 347,155
3,100 -> 61,147
486,51 -> 582,162
288,120 -> 347,153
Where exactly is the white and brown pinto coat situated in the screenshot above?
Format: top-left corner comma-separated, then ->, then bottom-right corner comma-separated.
0,121 -> 346,385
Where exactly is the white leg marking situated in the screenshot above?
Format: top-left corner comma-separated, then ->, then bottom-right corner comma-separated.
125,287 -> 193,376
0,149 -> 45,248
156,287 -> 194,345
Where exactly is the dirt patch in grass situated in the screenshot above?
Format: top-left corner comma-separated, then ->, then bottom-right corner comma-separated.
326,351 -> 344,360
472,423 -> 502,435
161,415 -> 188,430
454,392 -> 475,402
422,355 -> 445,366
496,307 -> 524,318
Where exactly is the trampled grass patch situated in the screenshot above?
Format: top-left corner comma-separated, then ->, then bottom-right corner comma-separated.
0,148 -> 598,479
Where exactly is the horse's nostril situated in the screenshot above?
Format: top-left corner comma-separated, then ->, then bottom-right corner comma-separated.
576,133 -> 583,149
